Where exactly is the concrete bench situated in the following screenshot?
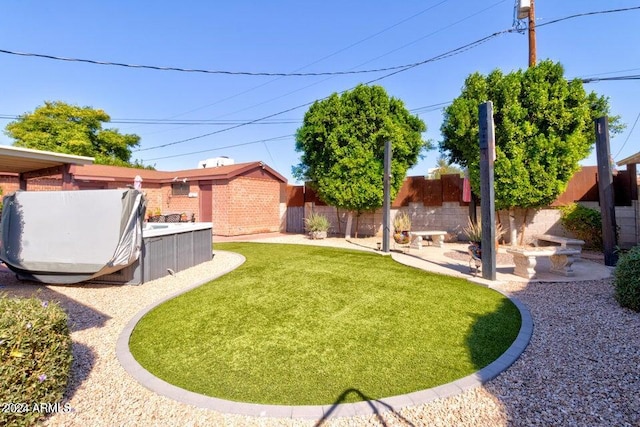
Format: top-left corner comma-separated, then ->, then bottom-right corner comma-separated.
533,234 -> 585,257
410,231 -> 447,249
506,247 -> 581,279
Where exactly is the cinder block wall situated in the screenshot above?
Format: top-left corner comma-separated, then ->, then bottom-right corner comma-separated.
308,201 -> 574,244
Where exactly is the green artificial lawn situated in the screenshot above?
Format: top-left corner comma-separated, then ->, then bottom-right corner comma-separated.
129,242 -> 521,405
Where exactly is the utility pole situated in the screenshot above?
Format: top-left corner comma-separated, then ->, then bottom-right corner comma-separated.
516,0 -> 536,67
528,0 -> 536,66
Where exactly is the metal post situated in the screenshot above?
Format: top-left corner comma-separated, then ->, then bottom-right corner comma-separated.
595,116 -> 618,266
479,102 -> 496,280
382,140 -> 392,253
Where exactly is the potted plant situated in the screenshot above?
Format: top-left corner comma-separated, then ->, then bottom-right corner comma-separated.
463,218 -> 504,254
305,212 -> 330,239
393,212 -> 411,244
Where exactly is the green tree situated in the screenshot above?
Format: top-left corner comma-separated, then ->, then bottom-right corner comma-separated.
5,101 -> 143,167
430,155 -> 463,179
439,60 -> 619,243
294,84 -> 429,236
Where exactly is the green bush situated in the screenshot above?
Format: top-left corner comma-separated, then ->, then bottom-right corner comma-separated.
559,203 -> 603,250
614,246 -> 640,312
0,294 -> 73,427
304,212 -> 330,232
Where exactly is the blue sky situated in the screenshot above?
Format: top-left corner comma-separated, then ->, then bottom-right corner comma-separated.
1,1 -> 639,182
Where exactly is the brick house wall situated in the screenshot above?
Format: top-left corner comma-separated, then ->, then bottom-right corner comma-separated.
0,161 -> 287,237
210,176 -> 284,236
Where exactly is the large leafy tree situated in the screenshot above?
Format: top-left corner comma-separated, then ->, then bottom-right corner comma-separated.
294,84 -> 429,234
440,60 -> 619,243
5,101 -> 142,167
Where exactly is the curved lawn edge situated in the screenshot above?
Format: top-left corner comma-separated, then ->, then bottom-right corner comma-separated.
117,249 -> 533,421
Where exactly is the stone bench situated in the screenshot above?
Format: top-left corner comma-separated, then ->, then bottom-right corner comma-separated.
506,247 -> 581,279
533,234 -> 585,257
410,231 -> 447,249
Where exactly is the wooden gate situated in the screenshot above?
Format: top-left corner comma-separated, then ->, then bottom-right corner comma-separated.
286,207 -> 304,233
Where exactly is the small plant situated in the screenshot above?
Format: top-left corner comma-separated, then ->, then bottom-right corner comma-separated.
463,218 -> 504,243
559,203 -> 603,250
392,212 -> 412,244
0,294 -> 73,427
304,212 -> 330,233
614,245 -> 640,312
393,212 -> 411,232
463,218 -> 483,243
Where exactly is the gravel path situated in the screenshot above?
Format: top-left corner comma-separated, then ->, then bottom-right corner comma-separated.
1,237 -> 638,426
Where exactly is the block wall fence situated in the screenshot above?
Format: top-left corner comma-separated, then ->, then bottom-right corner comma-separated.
288,167 -> 639,248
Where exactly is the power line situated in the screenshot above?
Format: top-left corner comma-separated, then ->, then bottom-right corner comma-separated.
0,46 -> 479,78
134,28 -> 514,153
138,0 -> 452,124
614,111 -> 640,160
143,134 -> 294,162
580,75 -> 640,83
2,6 -> 636,80
536,6 -> 640,28
0,115 -> 301,125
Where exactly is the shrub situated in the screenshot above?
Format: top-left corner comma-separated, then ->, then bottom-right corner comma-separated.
614,246 -> 640,312
462,218 -> 504,243
304,212 -> 330,232
559,203 -> 603,250
0,294 -> 73,427
393,212 -> 411,232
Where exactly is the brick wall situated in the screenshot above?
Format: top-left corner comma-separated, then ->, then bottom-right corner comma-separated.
0,176 -> 20,195
224,177 -> 281,235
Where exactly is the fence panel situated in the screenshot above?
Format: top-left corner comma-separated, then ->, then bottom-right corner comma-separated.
286,207 -> 304,233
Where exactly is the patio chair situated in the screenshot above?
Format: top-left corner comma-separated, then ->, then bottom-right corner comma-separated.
164,213 -> 181,223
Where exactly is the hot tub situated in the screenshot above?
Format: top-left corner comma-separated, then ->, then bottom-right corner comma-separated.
95,222 -> 213,285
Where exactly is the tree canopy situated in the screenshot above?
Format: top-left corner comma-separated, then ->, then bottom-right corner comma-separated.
5,101 -> 144,167
293,84 -> 429,213
430,155 -> 463,179
439,60 -> 618,211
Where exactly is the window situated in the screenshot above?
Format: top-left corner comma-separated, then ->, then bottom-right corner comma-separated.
171,182 -> 189,196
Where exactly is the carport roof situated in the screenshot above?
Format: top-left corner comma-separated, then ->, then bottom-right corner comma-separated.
617,151 -> 640,166
0,145 -> 94,174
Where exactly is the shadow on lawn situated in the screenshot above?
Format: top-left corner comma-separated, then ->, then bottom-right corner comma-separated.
316,388 -> 416,427
466,297 -> 522,370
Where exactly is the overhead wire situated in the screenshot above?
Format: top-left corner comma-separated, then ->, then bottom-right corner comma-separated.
144,134 -> 294,161
135,27 -> 515,154
614,112 -> 640,160
2,6 -> 636,80
140,100 -> 454,161
132,0 -> 452,127
185,1 -> 497,127
536,6 -> 640,28
137,6 -> 640,157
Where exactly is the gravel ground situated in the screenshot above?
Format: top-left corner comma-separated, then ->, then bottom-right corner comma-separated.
1,236 -> 638,426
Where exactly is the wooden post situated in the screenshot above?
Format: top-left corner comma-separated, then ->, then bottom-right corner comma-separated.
595,116 -> 618,266
479,102 -> 496,280
382,140 -> 392,253
528,0 -> 536,67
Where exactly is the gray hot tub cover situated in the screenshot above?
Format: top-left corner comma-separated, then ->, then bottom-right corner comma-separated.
0,188 -> 146,284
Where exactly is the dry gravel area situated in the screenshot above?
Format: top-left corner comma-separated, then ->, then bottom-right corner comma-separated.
1,237 -> 639,426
